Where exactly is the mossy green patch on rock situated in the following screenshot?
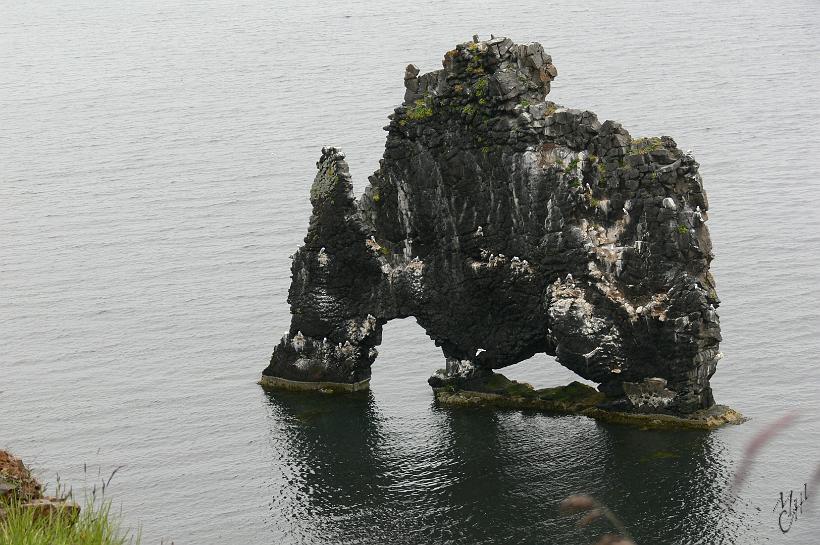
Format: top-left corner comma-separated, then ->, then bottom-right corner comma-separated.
583,404 -> 745,430
474,76 -> 489,97
309,168 -> 339,202
432,373 -> 743,430
630,136 -> 663,155
535,381 -> 605,407
434,374 -> 604,414
461,104 -> 477,117
405,97 -> 434,121
480,372 -> 538,397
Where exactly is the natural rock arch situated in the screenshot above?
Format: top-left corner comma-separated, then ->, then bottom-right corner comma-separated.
263,37 -> 723,415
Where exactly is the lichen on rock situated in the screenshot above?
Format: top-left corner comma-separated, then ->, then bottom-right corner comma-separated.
263,36 -> 729,420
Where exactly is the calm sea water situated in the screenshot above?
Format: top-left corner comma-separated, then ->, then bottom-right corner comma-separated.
2,1 -> 820,544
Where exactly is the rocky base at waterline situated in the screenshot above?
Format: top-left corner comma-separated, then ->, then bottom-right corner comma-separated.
431,374 -> 743,429
259,374 -> 370,393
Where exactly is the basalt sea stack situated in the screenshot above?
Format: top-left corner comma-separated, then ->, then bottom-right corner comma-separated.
263,36 -> 738,425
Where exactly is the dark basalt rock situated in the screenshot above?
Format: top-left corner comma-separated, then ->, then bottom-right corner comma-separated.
263,36 -> 726,416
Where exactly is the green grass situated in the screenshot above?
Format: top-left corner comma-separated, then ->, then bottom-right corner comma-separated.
564,157 -> 580,173
474,76 -> 489,97
466,52 -> 485,76
677,224 -> 689,235
0,497 -> 139,545
405,97 -> 434,121
630,136 -> 663,155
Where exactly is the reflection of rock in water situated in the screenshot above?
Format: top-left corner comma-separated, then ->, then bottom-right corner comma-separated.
264,389 -> 748,544
262,389 -> 388,544
585,427 -> 753,544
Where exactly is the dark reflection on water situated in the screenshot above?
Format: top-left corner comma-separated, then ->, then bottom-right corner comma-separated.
264,390 -> 751,545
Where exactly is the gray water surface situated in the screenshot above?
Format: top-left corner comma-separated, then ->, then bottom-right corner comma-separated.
2,1 -> 820,544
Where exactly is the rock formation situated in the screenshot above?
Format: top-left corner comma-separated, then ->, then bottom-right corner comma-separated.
263,36 -> 725,416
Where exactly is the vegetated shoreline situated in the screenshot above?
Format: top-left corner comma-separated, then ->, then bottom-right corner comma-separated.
0,449 -> 141,545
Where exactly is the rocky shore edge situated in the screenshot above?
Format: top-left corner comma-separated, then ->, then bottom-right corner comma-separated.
430,374 -> 744,430
0,450 -> 80,523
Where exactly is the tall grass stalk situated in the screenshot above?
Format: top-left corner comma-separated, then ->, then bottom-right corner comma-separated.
0,495 -> 139,545
1,462 -> 139,545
